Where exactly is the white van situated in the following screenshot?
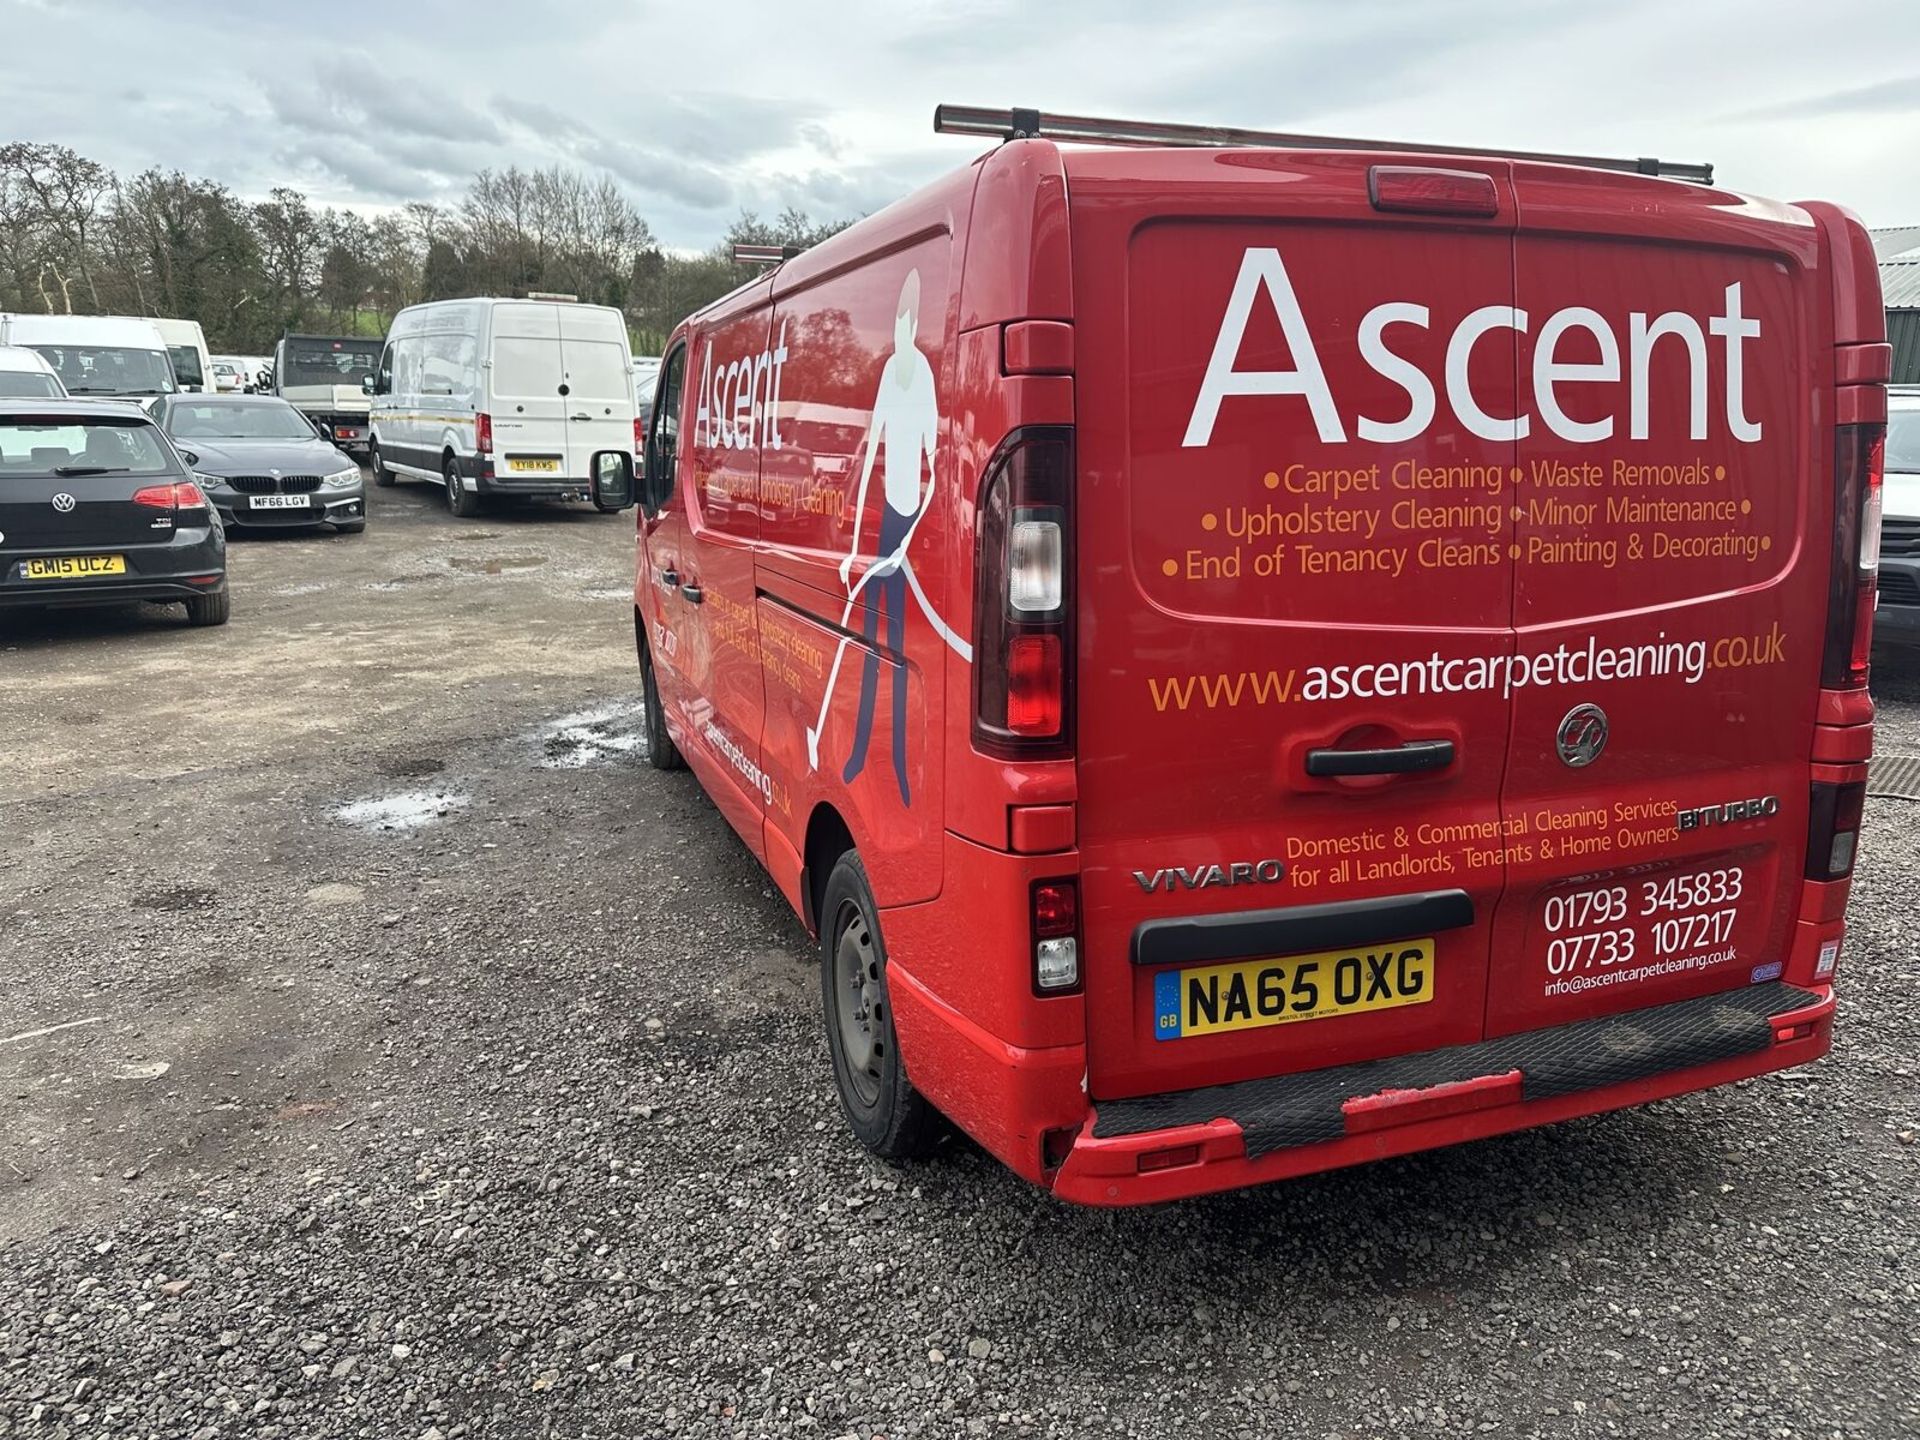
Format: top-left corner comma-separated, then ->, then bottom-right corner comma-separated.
153,318 -> 213,394
0,345 -> 69,398
0,314 -> 176,399
368,298 -> 637,517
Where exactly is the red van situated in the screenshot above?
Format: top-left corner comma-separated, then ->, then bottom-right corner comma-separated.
593,106 -> 1888,1206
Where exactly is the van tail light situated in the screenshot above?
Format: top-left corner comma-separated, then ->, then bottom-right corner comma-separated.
974,427 -> 1073,756
132,481 -> 207,510
476,411 -> 494,458
1820,424 -> 1885,689
633,416 -> 646,453
1031,877 -> 1080,994
1804,780 -> 1866,881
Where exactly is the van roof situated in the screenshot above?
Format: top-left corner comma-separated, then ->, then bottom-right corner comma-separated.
3,314 -> 169,347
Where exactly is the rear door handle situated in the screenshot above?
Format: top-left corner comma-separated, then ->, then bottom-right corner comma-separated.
1305,739 -> 1455,777
569,412 -> 591,422
680,583 -> 704,604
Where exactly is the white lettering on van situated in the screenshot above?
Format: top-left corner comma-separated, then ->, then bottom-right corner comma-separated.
1182,249 -> 1346,445
695,319 -> 789,452
1181,248 -> 1764,448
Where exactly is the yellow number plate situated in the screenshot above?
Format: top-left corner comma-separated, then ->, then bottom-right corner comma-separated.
23,555 -> 126,580
1154,939 -> 1434,1041
507,458 -> 560,473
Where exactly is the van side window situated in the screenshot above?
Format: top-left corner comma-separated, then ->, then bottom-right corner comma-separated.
374,345 -> 393,395
650,344 -> 687,507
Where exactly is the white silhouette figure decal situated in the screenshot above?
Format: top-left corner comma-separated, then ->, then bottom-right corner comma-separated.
805,270 -> 971,804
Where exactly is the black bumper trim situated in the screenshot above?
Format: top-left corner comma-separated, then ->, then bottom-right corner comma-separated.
1092,980 -> 1820,1158
1132,889 -> 1474,968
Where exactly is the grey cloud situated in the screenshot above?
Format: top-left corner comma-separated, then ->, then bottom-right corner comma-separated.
1737,75 -> 1920,121
577,138 -> 735,211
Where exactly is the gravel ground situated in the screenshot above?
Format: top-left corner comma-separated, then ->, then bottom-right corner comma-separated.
1,478 -> 1916,1439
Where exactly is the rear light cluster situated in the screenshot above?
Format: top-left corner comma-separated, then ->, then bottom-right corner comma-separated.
974,428 -> 1073,754
1804,780 -> 1867,881
1031,878 -> 1080,994
476,412 -> 494,458
633,416 -> 646,453
132,481 -> 208,510
1368,165 -> 1500,218
1821,424 -> 1885,689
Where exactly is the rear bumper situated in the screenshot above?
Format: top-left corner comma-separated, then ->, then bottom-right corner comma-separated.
1052,981 -> 1829,1205
309,414 -> 371,453
0,528 -> 225,608
892,958 -> 1832,1206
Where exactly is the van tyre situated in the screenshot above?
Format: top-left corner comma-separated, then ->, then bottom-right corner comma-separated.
638,632 -> 684,771
820,851 -> 941,1161
184,588 -> 231,627
368,440 -> 395,487
443,453 -> 481,518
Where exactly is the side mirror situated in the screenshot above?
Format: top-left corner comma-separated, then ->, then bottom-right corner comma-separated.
178,448 -> 199,467
590,450 -> 636,512
361,374 -> 376,396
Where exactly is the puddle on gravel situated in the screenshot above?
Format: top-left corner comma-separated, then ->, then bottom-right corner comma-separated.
334,789 -> 470,833
367,573 -> 442,592
449,555 -> 547,575
531,700 -> 646,769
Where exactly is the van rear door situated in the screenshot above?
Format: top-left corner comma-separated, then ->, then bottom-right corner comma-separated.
1067,150 -> 1522,1101
557,308 -> 635,478
488,304 -> 569,480
1484,171 -> 1827,1037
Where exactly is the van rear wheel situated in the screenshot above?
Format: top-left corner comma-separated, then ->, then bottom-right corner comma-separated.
820,852 -> 941,1161
443,453 -> 481,518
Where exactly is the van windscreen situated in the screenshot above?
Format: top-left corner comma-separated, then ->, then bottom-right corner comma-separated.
281,341 -> 379,387
0,372 -> 63,399
168,345 -> 205,388
29,344 -> 175,396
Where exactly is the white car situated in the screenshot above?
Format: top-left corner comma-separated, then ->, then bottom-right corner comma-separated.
0,344 -> 69,398
1877,386 -> 1920,647
368,298 -> 637,518
210,356 -> 250,393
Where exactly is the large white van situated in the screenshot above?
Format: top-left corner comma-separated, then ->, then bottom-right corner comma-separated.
368,298 -> 637,517
0,314 -> 177,400
153,318 -> 214,394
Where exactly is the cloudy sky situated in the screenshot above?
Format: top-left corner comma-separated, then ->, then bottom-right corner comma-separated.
2,0 -> 1915,248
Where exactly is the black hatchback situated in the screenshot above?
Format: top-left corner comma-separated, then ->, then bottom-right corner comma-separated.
0,401 -> 229,625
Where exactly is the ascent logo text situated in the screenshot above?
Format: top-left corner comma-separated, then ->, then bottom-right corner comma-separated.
1183,248 -> 1763,449
694,322 -> 791,452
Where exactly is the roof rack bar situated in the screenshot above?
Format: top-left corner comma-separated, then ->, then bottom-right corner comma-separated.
934,104 -> 1713,187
